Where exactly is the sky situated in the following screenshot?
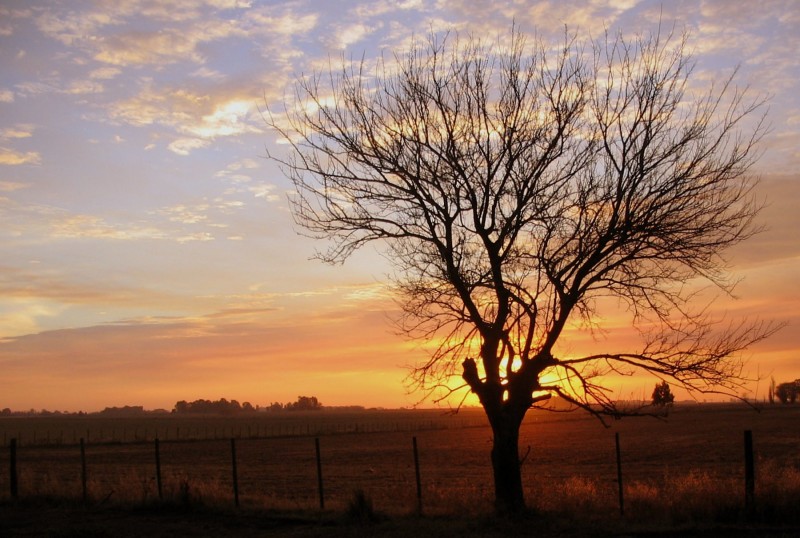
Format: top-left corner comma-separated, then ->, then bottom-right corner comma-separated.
0,0 -> 798,412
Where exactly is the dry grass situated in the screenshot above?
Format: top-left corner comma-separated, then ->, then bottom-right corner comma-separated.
22,457 -> 791,528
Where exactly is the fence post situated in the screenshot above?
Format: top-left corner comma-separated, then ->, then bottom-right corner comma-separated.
413,436 -> 423,514
154,438 -> 163,500
80,438 -> 87,503
231,438 -> 240,507
315,437 -> 324,510
9,438 -> 18,499
744,430 -> 755,514
615,432 -> 624,517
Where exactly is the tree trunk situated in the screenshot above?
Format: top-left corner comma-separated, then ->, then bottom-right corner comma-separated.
462,358 -> 529,514
489,411 -> 526,514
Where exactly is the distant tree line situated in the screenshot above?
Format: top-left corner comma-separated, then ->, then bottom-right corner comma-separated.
172,398 -> 257,415
171,396 -> 323,415
265,396 -> 323,412
0,396 -> 328,417
97,406 -> 164,417
1,408 -> 90,417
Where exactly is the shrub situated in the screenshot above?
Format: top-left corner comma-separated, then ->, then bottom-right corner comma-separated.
346,489 -> 380,523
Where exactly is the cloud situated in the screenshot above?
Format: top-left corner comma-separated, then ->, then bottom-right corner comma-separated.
168,137 -> 210,155
47,213 -> 221,243
89,67 -> 122,80
242,5 -> 319,89
157,204 -> 209,224
64,80 -> 105,95
244,7 -> 318,38
191,67 -> 226,80
0,124 -> 39,165
34,7 -> 120,46
354,0 -> 425,18
106,84 -> 176,126
21,2 -> 315,157
214,157 -> 263,187
329,21 -> 383,50
727,174 -> 800,265
0,181 -> 29,192
0,266 -> 156,307
0,147 -> 41,165
0,89 -> 14,102
0,264 -> 221,340
0,125 -> 34,139
183,99 -> 261,139
94,30 -> 208,66
108,85 -> 261,154
0,195 -> 230,244
0,293 -> 402,376
49,214 -> 166,240
34,0 -> 247,65
248,183 -> 280,201
154,199 -> 245,226
85,8 -> 246,67
0,299 -> 64,340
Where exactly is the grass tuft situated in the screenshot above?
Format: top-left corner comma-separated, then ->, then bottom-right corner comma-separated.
345,489 -> 383,524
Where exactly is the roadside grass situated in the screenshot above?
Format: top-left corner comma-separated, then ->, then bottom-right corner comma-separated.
4,459 -> 799,534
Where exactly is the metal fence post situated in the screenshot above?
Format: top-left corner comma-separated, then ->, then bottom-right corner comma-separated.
615,432 -> 624,517
315,437 -> 324,510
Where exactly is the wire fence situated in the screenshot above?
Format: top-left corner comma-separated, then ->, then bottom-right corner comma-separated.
0,412 -> 488,447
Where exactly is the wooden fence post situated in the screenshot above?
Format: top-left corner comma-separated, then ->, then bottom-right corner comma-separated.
9,438 -> 18,499
413,436 -> 423,514
315,437 -> 324,510
744,429 -> 755,514
615,432 -> 624,517
231,438 -> 240,507
154,438 -> 163,500
80,438 -> 87,503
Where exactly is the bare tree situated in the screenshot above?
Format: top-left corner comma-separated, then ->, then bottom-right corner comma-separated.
267,26 -> 773,514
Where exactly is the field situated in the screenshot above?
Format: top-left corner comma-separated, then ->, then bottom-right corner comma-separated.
2,404 -> 800,536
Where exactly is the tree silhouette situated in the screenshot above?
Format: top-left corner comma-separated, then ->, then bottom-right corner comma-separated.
286,395 -> 323,411
268,25 -> 773,514
775,381 -> 799,404
652,381 -> 675,406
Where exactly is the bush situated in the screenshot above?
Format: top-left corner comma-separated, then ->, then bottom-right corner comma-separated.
346,489 -> 380,523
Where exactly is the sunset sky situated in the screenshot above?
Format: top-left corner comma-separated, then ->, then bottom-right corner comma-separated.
1,0 -> 798,412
